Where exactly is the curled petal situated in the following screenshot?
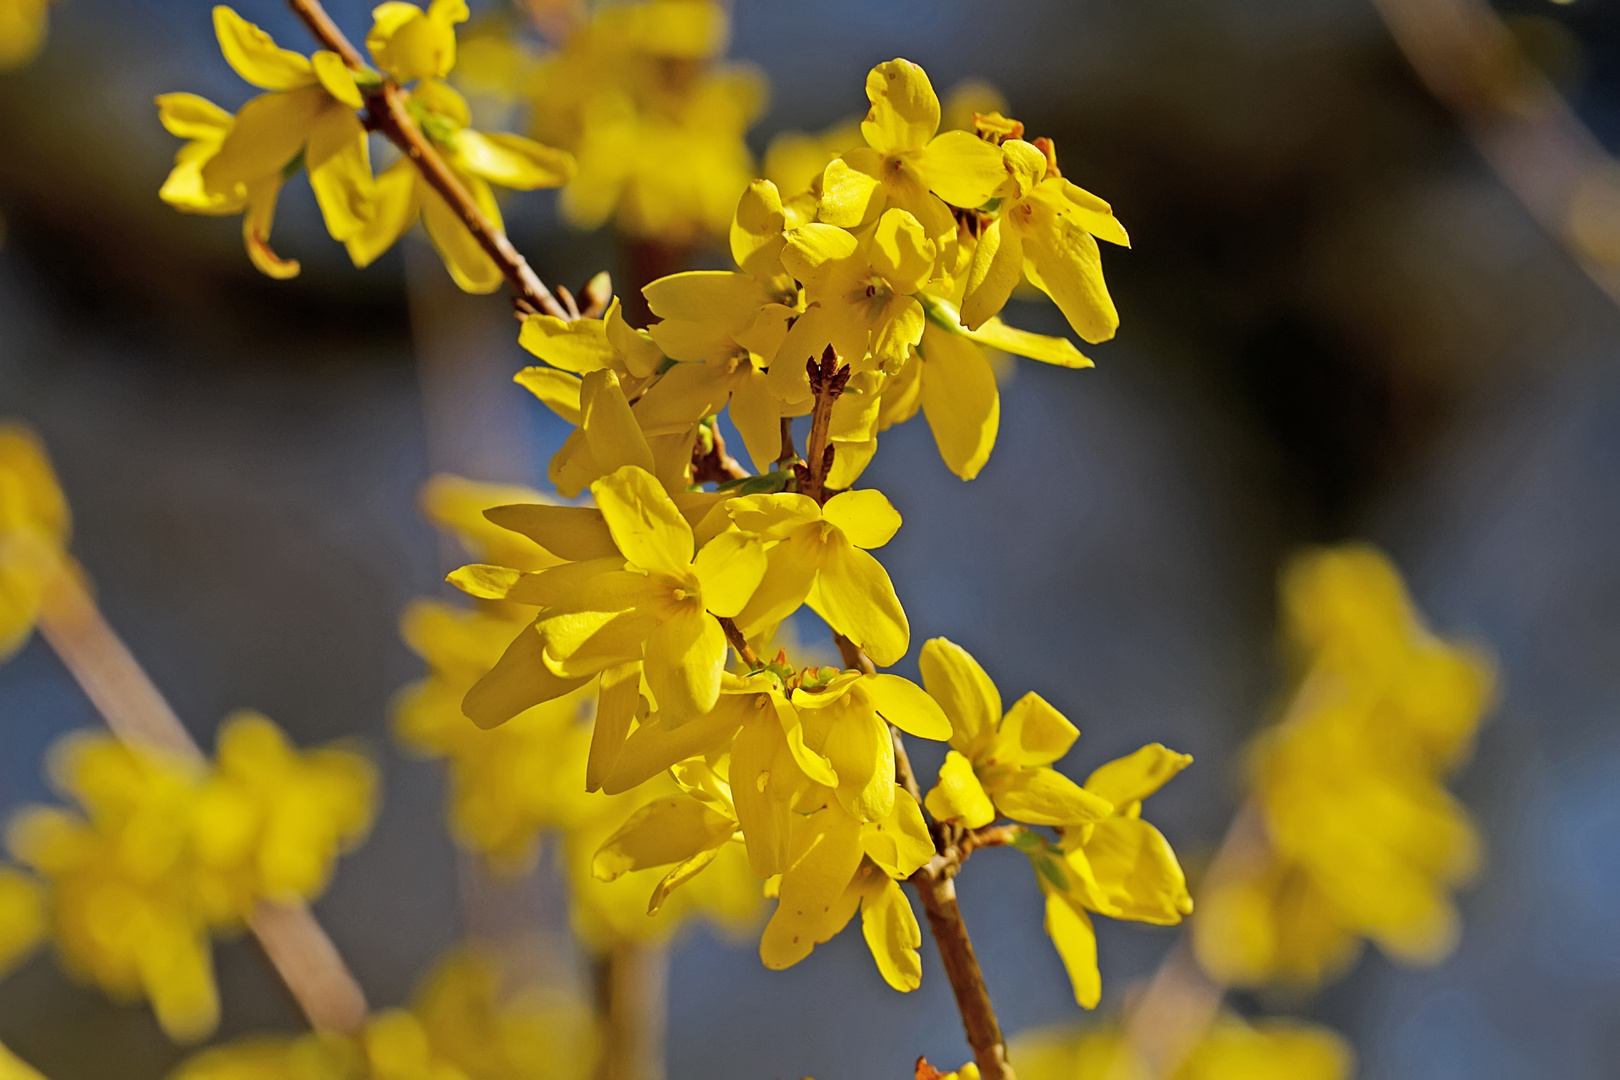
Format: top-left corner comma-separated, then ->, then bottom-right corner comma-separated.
214,5 -> 315,92
924,750 -> 997,829
861,59 -> 939,155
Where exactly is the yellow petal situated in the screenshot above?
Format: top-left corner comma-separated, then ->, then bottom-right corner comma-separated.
461,621 -> 592,728
586,662 -> 640,793
918,637 -> 1002,752
919,323 -> 998,480
345,156 -> 419,268
999,692 -> 1079,767
869,208 -> 937,296
871,294 -> 927,372
861,790 -> 934,878
454,129 -> 574,190
0,1040 -> 45,1080
730,531 -> 821,640
1080,816 -> 1191,924
914,129 -> 1008,210
518,314 -> 616,374
781,223 -> 862,291
770,302 -> 869,404
963,317 -> 1092,369
808,533 -> 909,667
1000,139 -> 1047,200
482,503 -> 618,561
311,50 -> 363,108
1023,202 -> 1119,344
731,178 -> 787,282
203,87 -> 326,192
732,707 -> 794,877
821,700 -> 895,822
691,530 -> 766,619
242,176 -> 299,279
925,751 -> 997,829
861,59 -> 939,155
0,870 -> 43,979
536,570 -> 664,676
644,270 -> 770,331
605,298 -> 666,378
604,694 -> 749,795
992,767 -> 1113,827
445,563 -> 522,599
644,606 -> 728,716
592,795 -> 733,880
630,362 -> 729,436
1045,892 -> 1101,1008
1083,743 -> 1193,808
728,367 -> 786,474
1059,179 -> 1130,247
859,874 -> 922,992
305,103 -> 374,243
421,171 -> 502,293
760,805 -> 866,970
213,5 -> 315,91
366,0 -> 464,82
590,465 -> 692,578
156,92 -> 233,140
960,216 -> 1023,331
861,674 -> 951,740
514,366 -> 583,425
817,149 -> 886,229
581,370 -> 657,477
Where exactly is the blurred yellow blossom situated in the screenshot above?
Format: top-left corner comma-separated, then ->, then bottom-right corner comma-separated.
0,422 -> 69,661
0,1042 -> 44,1080
1011,1014 -> 1353,1080
1192,544 -> 1494,989
0,0 -> 48,71
0,868 -> 44,977
5,717 -> 375,1042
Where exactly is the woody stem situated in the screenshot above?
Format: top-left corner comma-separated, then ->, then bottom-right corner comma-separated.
833,634 -> 1016,1080
283,0 -> 572,320
719,616 -> 761,669
35,569 -> 369,1035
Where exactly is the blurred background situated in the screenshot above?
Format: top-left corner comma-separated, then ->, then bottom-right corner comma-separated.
3,0 -> 1619,1076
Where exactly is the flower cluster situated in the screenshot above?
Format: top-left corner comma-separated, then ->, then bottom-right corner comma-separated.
918,639 -> 1192,1007
516,0 -> 765,246
3,716 -> 376,1041
1011,1013 -> 1352,1080
0,423 -> 69,662
1192,544 -> 1494,988
395,475 -> 760,950
159,4 -> 574,288
170,946 -> 596,1080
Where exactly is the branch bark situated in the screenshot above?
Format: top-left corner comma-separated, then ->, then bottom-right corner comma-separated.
36,568 -> 370,1035
284,0 -> 573,320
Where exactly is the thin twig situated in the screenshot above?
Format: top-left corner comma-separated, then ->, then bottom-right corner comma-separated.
284,0 -> 573,319
796,346 -> 848,504
833,632 -> 1015,1080
719,616 -> 761,669
35,568 -> 370,1035
691,421 -> 749,485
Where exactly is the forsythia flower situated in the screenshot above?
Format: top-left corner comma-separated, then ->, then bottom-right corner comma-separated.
0,1042 -> 43,1080
0,423 -> 68,661
170,946 -> 599,1080
1011,1014 -> 1353,1080
350,1 -> 575,293
0,0 -> 48,71
1192,545 -> 1494,989
915,638 -> 1191,1008
0,868 -> 43,977
158,6 -> 377,279
5,718 -> 375,1041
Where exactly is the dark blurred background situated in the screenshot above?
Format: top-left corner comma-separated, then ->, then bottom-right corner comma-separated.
4,0 -> 1620,1077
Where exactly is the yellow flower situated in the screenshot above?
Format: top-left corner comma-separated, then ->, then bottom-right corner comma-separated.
1011,1014 -> 1353,1080
961,135 -> 1130,343
724,490 -> 910,665
7,719 -> 375,1042
0,1041 -> 45,1080
0,868 -> 43,978
0,0 -> 48,71
819,60 -> 1007,258
0,423 -> 69,661
158,6 -> 377,279
1192,545 -> 1493,990
350,4 -> 575,293
919,638 -> 1115,829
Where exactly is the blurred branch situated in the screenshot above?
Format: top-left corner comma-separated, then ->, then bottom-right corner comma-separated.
36,568 -> 370,1035
595,944 -> 668,1080
284,0 -> 576,321
1372,0 -> 1620,305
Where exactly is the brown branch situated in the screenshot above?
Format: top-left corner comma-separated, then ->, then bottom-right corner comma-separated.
594,943 -> 668,1080
284,0 -> 573,320
718,616 -> 761,669
832,635 -> 1014,1079
796,346 -> 848,504
36,568 -> 369,1035
690,420 -> 749,485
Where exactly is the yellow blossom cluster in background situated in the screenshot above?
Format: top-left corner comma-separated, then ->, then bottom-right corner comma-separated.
170,946 -> 597,1080
1193,544 -> 1494,989
0,424 -> 69,661
2,715 -> 376,1042
0,0 -> 48,71
1012,1014 -> 1353,1080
